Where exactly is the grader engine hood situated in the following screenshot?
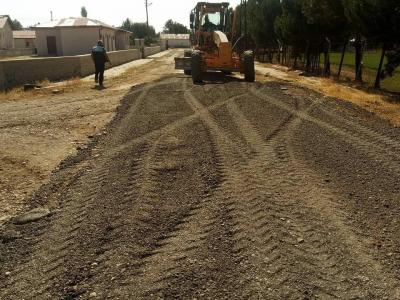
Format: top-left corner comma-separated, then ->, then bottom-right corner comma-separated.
209,31 -> 232,67
212,31 -> 228,47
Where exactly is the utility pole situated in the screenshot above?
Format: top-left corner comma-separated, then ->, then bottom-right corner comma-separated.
244,0 -> 247,36
50,11 -> 53,21
145,0 -> 152,28
239,0 -> 242,36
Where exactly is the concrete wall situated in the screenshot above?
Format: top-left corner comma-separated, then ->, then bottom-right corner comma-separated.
116,31 -> 130,51
79,49 -> 142,76
0,48 -> 143,90
165,39 -> 191,48
0,48 -> 36,57
144,46 -> 161,57
0,21 -> 14,49
14,38 -> 36,49
0,56 -> 81,89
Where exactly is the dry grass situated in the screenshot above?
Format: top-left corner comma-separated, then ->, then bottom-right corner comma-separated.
0,77 -> 90,102
257,63 -> 400,127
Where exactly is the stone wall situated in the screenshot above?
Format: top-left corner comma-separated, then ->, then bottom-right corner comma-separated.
0,48 -> 36,57
0,48 -> 153,90
144,46 -> 161,58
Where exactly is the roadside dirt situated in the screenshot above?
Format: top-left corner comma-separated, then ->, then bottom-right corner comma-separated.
0,50 -> 178,224
0,52 -> 400,299
256,63 -> 400,126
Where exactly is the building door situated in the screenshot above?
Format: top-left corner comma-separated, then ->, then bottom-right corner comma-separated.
47,36 -> 57,56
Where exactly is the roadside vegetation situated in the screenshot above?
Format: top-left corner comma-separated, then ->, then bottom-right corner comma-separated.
330,51 -> 400,92
120,19 -> 157,45
236,0 -> 400,92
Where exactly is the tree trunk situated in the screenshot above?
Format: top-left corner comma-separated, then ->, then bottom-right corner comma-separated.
355,36 -> 363,82
293,56 -> 298,69
305,41 -> 311,72
323,37 -> 331,77
338,39 -> 348,78
269,48 -> 273,63
374,44 -> 387,89
277,44 -> 281,64
283,46 -> 287,65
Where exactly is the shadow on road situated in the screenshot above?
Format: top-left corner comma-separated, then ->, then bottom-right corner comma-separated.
194,72 -> 245,85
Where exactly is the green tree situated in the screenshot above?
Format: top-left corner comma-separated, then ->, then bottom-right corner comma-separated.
301,0 -> 348,75
11,19 -> 23,30
247,0 -> 282,60
343,0 -> 400,86
274,0 -> 349,74
163,19 -> 190,34
225,7 -> 235,34
120,19 -> 156,39
274,0 -> 309,67
81,6 -> 88,18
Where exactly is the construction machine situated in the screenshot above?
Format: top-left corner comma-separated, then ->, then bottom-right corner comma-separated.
175,2 -> 255,83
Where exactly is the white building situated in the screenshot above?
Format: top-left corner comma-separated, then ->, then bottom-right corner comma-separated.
160,34 -> 190,48
13,30 -> 36,49
0,15 -> 14,49
34,17 -> 131,56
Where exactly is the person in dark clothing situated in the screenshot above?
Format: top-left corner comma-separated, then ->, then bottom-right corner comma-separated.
91,40 -> 110,87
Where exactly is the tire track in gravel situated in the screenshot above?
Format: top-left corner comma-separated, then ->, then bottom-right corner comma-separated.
56,81 -> 206,298
0,155 -> 118,299
226,97 -> 400,298
250,85 -> 400,176
0,78 -> 194,299
225,99 -> 356,299
183,83 -> 336,298
81,134 -> 173,298
95,91 -> 248,161
315,105 -> 400,153
277,89 -> 400,154
2,75 -> 399,299
108,79 -> 247,299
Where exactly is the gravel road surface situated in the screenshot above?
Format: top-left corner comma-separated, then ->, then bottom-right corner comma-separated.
1,53 -> 400,299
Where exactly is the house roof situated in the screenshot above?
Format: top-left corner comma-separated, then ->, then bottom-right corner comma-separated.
0,15 -> 12,29
160,34 -> 190,40
13,30 -> 36,39
34,17 -> 116,30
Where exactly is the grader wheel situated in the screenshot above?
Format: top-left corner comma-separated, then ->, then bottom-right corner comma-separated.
184,50 -> 192,75
191,51 -> 203,84
243,50 -> 255,82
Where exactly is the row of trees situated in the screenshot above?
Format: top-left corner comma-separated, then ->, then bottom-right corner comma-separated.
240,0 -> 400,89
120,18 -> 157,45
120,18 -> 189,45
162,19 -> 190,34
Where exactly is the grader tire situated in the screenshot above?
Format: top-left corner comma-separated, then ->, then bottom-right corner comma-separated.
243,51 -> 255,82
184,50 -> 192,75
191,51 -> 203,84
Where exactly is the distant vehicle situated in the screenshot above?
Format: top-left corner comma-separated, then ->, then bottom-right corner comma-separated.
174,2 -> 255,83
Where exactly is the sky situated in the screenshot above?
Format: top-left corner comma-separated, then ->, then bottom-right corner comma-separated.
2,0 -> 242,32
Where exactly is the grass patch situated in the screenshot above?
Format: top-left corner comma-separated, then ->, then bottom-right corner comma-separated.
330,50 -> 400,92
0,77 -> 89,102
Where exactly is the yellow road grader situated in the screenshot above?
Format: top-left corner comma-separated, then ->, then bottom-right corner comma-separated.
175,2 -> 255,83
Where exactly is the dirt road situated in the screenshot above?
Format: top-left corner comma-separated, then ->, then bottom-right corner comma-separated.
0,50 -> 177,224
1,52 -> 400,299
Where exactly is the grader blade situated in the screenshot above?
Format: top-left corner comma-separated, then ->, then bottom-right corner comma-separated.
175,57 -> 191,70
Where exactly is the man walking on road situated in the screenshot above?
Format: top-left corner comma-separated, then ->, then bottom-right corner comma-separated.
91,40 -> 110,88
